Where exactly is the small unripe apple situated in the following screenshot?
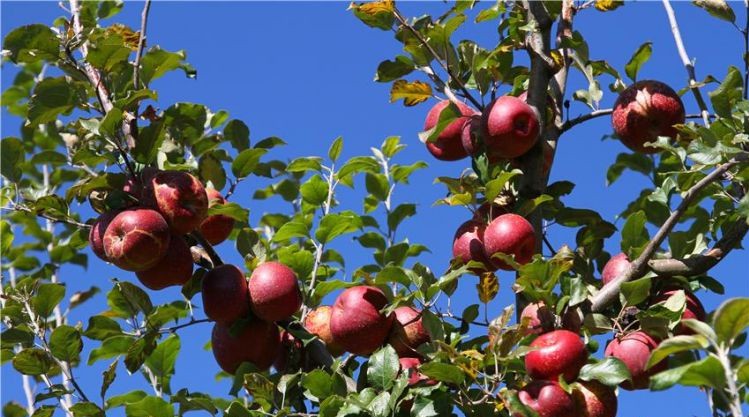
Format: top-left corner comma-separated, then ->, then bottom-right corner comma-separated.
423,100 -> 476,161
274,330 -> 304,373
387,306 -> 430,357
571,381 -> 618,417
483,213 -> 536,270
90,211 -> 118,261
654,288 -> 706,334
144,170 -> 208,235
249,262 -> 302,322
525,329 -> 588,382
612,80 -> 685,154
201,264 -> 251,324
199,189 -> 235,245
304,306 -> 345,357
520,302 -> 555,335
135,236 -> 193,290
516,381 -> 574,417
452,220 -> 492,273
211,320 -> 280,374
604,331 -> 666,390
482,96 -> 540,159
330,286 -> 394,356
103,208 -> 171,271
399,357 -> 436,386
601,253 -> 631,285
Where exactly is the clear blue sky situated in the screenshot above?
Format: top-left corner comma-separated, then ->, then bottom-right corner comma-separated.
2,2 -> 747,416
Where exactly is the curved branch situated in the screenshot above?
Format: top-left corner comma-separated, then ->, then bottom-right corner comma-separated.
190,231 -> 223,267
562,108 -> 613,132
2,206 -> 91,230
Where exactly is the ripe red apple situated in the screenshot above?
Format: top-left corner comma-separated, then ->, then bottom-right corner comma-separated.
452,220 -> 493,273
525,329 -> 588,382
248,262 -> 302,322
612,80 -> 685,154
387,306 -> 430,357
654,288 -> 706,334
304,306 -> 345,357
481,96 -> 540,159
273,330 -> 304,373
516,381 -> 574,417
102,208 -> 171,271
330,286 -> 394,356
211,320 -> 280,374
399,357 -> 436,386
571,381 -> 617,417
135,236 -> 193,290
89,211 -> 118,261
201,264 -> 251,324
144,170 -> 208,235
423,100 -> 476,161
601,253 -> 631,285
520,302 -> 555,335
604,331 -> 666,390
483,213 -> 536,270
199,189 -> 235,245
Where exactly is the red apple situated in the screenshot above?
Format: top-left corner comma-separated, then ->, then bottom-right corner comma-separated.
274,330 -> 304,373
199,189 -> 235,245
572,381 -> 617,417
482,96 -> 540,159
248,261 -> 302,322
330,286 -> 394,356
211,320 -> 280,374
483,213 -> 536,270
304,306 -> 345,357
518,91 -> 557,126
601,253 -> 631,285
123,167 -> 159,202
423,100 -> 476,161
387,306 -> 430,357
452,220 -> 493,273
135,236 -> 193,290
604,331 -> 666,390
612,80 -> 685,154
89,211 -> 118,261
525,329 -> 588,382
654,288 -> 706,335
520,302 -> 555,335
102,208 -> 171,271
144,170 -> 208,235
399,357 -> 436,386
201,264 -> 251,324
516,381 -> 574,417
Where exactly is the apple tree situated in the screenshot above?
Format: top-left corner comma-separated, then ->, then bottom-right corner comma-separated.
2,1 -> 749,417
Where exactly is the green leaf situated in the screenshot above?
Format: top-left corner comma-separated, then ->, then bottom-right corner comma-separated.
650,355 -> 725,390
713,297 -> 749,346
231,149 -> 267,178
272,221 -> 310,242
98,1 -> 124,18
619,277 -> 651,307
83,315 -> 123,340
578,357 -> 631,386
88,335 -> 135,365
105,390 -> 148,409
28,77 -> 85,125
366,345 -> 399,391
365,173 -> 390,201
484,171 -> 520,201
107,281 -> 153,318
708,66 -> 742,118
375,56 -> 415,82
621,210 -> 648,257
300,175 -> 329,206
132,120 -> 164,164
418,102 -> 462,143
87,33 -> 131,71
302,369 -> 335,400
337,156 -> 379,179
206,202 -> 248,223
624,42 -> 652,82
198,153 -> 226,190
69,402 -> 104,417
3,24 -> 59,64
32,283 -> 66,318
328,136 -> 344,161
647,335 -> 709,370
223,119 -> 250,151
606,153 -> 653,185
101,359 -> 118,399
387,203 -> 416,232
3,402 -> 28,417
12,348 -> 54,376
315,212 -> 363,244
124,396 -> 173,417
49,325 -> 82,362
31,406 -> 55,417
351,1 -> 395,30
693,0 -> 736,23
144,334 -> 179,391
419,362 -> 465,385
1,137 -> 24,182
139,47 -> 195,85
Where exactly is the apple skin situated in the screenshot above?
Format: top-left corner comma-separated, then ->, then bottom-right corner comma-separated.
572,381 -> 618,417
387,306 -> 430,357
604,331 -> 666,390
248,262 -> 302,322
123,167 -> 159,202
135,235 -> 193,290
199,189 -> 235,245
89,211 -> 118,261
654,288 -> 706,335
612,80 -> 685,154
516,381 -> 575,417
211,320 -> 280,374
304,306 -> 345,357
423,100 -> 476,161
483,213 -> 536,270
330,286 -> 394,356
525,329 -> 588,382
102,208 -> 171,272
273,330 -> 304,373
201,264 -> 251,324
520,302 -> 555,335
481,96 -> 540,159
452,220 -> 493,273
399,357 -> 436,386
144,170 -> 208,235
601,253 -> 631,285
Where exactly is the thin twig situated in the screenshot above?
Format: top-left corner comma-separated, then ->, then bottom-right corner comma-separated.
159,318 -> 211,334
190,231 -> 223,267
133,0 -> 152,90
562,109 -> 715,133
2,206 -> 91,230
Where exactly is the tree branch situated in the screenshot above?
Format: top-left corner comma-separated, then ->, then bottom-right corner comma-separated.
133,0 -> 152,90
662,0 -> 712,126
591,156 -> 746,311
190,231 -> 223,267
2,206 -> 91,230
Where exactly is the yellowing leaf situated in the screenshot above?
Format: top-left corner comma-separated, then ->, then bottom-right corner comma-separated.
107,24 -> 140,50
352,0 -> 394,15
594,0 -> 624,11
478,272 -> 499,303
389,79 -> 432,107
